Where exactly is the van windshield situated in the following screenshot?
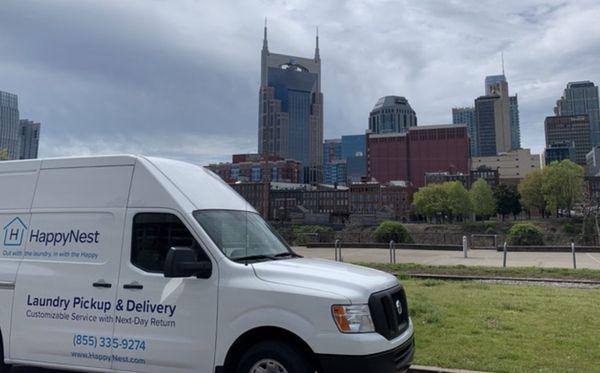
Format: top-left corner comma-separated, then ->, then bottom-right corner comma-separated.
193,210 -> 297,262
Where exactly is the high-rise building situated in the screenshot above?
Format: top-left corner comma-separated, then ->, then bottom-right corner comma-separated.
485,75 -> 507,95
367,124 -> 470,187
323,139 -> 344,185
509,95 -> 521,149
477,74 -> 520,154
554,81 -> 600,145
544,115 -> 591,165
544,142 -> 575,166
368,96 -> 417,134
341,134 -> 366,182
486,76 -> 512,151
0,90 -> 20,160
322,135 -> 367,185
18,119 -> 40,159
323,139 -> 341,165
452,107 -> 476,156
474,95 -> 501,156
323,160 -> 347,186
258,22 -> 323,183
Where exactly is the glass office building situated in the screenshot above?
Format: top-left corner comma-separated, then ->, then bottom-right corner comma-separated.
258,24 -> 323,183
510,95 -> 521,149
341,134 -> 366,182
474,96 -> 498,156
18,119 -> 40,159
452,107 -> 477,156
322,134 -> 366,185
323,139 -> 342,184
554,81 -> 600,146
0,91 -> 20,160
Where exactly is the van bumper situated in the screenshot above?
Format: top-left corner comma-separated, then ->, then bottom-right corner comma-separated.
316,335 -> 414,373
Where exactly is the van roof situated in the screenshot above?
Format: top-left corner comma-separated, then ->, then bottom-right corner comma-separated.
0,154 -> 138,171
0,155 -> 255,213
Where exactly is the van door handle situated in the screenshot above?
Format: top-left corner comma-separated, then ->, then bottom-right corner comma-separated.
123,283 -> 143,290
93,281 -> 112,289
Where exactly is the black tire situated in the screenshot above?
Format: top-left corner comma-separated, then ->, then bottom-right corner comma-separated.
235,340 -> 313,373
0,337 -> 9,373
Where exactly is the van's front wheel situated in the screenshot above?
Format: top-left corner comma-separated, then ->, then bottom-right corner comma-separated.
235,340 -> 313,373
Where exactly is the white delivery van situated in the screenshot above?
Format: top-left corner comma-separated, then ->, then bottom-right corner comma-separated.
0,155 -> 414,373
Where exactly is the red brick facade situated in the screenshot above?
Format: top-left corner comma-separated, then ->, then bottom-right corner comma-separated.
367,125 -> 470,187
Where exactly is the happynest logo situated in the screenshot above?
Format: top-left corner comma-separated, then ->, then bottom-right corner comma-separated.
3,217 -> 28,247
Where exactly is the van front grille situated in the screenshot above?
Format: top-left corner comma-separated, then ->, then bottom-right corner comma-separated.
368,285 -> 409,340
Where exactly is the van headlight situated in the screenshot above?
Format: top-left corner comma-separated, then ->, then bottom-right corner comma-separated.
331,305 -> 375,333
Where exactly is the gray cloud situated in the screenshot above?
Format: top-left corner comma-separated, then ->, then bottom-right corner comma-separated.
1,0 -> 599,164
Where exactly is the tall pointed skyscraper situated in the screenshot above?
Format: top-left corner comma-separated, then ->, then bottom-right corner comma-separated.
258,22 -> 324,183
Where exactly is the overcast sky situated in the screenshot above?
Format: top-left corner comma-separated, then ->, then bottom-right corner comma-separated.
1,0 -> 599,165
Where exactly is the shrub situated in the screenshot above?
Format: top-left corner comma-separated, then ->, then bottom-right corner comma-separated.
373,221 -> 413,243
506,223 -> 544,246
563,223 -> 575,234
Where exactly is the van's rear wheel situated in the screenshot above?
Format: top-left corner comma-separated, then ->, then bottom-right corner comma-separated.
235,340 -> 313,373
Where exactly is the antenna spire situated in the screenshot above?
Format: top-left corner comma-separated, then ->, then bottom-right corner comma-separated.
262,17 -> 268,50
315,26 -> 320,60
501,51 -> 505,76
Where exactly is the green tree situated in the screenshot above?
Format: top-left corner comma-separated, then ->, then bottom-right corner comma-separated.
0,147 -> 8,161
518,170 -> 545,217
469,178 -> 496,219
413,183 -> 450,222
494,184 -> 522,220
446,181 -> 473,220
542,160 -> 584,216
373,221 -> 413,243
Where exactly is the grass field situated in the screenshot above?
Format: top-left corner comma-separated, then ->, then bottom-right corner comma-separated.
363,262 -> 600,281
402,278 -> 600,372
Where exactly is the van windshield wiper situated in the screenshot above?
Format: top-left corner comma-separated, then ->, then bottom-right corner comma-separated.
232,254 -> 277,262
233,252 -> 300,262
274,252 -> 301,258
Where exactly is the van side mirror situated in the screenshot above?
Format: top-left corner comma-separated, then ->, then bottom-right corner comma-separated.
164,247 -> 212,279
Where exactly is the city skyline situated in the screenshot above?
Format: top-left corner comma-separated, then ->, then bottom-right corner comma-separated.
1,1 -> 599,164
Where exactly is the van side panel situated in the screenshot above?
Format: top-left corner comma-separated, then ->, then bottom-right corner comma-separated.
33,165 -> 133,209
0,161 -> 40,359
10,165 -> 133,369
0,161 -> 40,210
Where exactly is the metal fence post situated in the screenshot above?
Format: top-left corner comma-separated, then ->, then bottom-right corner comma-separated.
334,239 -> 340,262
339,241 -> 343,262
389,240 -> 396,264
462,235 -> 468,258
503,242 -> 508,268
571,242 -> 577,269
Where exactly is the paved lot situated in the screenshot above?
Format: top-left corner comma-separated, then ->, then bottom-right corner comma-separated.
295,247 -> 600,269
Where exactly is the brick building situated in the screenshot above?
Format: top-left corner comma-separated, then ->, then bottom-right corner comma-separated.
207,153 -> 303,183
230,181 -> 411,224
350,182 -> 413,221
367,124 -> 470,187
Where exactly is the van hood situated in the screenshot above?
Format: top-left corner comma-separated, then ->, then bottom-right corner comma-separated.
252,258 -> 399,304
